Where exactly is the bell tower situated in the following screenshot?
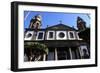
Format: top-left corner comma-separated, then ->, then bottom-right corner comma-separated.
29,14 -> 42,29
77,16 -> 86,31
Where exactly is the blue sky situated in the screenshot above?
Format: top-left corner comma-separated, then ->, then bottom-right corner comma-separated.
24,11 -> 90,29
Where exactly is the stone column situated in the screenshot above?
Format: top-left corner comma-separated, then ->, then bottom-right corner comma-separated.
55,48 -> 58,60
43,54 -> 46,61
69,48 -> 72,59
78,47 -> 82,59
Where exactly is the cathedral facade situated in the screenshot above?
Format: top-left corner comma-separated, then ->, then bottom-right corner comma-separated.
24,15 -> 90,61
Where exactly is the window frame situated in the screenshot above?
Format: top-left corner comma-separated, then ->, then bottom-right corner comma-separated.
36,31 -> 45,40
24,31 -> 34,40
68,31 -> 76,40
56,31 -> 67,40
46,31 -> 55,40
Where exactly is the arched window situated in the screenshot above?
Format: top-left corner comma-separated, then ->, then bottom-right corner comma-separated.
70,32 -> 74,38
49,32 -> 53,38
68,31 -> 76,40
46,31 -> 55,40
26,33 -> 32,38
24,31 -> 34,40
36,31 -> 44,40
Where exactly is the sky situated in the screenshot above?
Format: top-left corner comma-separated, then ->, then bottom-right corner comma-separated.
24,11 -> 90,29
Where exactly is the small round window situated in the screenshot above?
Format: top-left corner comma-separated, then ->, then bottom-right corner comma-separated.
59,32 -> 65,38
26,33 -> 32,38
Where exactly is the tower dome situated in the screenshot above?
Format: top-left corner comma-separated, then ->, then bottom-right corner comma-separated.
29,14 -> 42,29
34,14 -> 42,21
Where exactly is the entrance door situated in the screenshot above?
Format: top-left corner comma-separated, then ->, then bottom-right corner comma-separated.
46,48 -> 55,60
57,48 -> 67,60
71,47 -> 81,59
